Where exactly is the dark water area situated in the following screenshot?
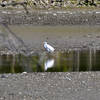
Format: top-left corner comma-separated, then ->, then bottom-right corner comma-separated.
0,49 -> 100,73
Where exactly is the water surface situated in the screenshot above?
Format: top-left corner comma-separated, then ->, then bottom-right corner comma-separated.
0,49 -> 100,73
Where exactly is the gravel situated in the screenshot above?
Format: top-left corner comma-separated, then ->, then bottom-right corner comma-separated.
0,72 -> 100,100
0,9 -> 100,25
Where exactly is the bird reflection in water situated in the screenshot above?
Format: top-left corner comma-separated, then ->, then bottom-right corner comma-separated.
44,59 -> 55,71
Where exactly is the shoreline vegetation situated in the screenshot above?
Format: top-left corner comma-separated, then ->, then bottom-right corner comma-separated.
0,0 -> 100,13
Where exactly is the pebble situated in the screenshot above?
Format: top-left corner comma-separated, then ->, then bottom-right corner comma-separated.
1,74 -> 7,78
22,72 -> 27,74
53,13 -> 57,16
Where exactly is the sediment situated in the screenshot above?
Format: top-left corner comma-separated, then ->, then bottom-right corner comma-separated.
0,72 -> 100,100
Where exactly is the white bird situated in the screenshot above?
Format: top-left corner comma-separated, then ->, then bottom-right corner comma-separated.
44,42 -> 55,53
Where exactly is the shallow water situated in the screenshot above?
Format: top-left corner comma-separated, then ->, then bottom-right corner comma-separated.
0,25 -> 100,51
8,25 -> 100,46
0,49 -> 100,73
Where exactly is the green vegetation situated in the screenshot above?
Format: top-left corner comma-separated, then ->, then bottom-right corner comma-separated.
0,0 -> 100,14
0,0 -> 100,9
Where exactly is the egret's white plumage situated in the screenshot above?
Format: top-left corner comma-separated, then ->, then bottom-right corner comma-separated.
44,42 -> 55,53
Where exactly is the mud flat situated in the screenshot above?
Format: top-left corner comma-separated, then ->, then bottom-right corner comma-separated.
0,72 -> 100,100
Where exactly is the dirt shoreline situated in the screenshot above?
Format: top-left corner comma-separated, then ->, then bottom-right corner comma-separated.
0,72 -> 100,100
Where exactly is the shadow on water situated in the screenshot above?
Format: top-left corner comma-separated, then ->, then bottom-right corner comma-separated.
0,49 -> 100,73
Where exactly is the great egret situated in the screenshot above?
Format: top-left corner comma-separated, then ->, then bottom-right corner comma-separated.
44,42 -> 55,53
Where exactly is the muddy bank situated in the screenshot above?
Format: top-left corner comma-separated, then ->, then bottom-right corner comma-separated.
0,9 -> 100,25
0,72 -> 100,100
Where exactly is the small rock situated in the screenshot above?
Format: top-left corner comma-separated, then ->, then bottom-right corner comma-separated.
96,35 -> 100,38
1,74 -> 7,78
22,72 -> 27,74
